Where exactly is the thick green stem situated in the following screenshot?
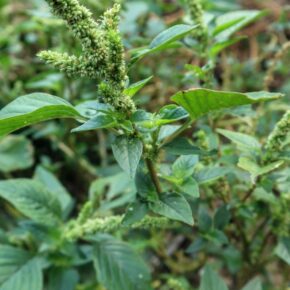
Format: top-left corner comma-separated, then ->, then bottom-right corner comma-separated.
145,158 -> 162,194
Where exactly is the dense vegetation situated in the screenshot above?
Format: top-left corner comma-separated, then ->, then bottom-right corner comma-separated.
0,0 -> 289,289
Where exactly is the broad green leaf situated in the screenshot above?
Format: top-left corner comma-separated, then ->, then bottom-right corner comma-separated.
275,238 -> 290,265
215,10 -> 267,40
72,113 -> 116,132
122,200 -> 148,226
150,192 -> 194,225
0,245 -> 42,290
172,155 -> 199,179
172,89 -> 282,120
217,129 -> 261,151
0,179 -> 62,226
112,136 -> 143,178
0,93 -> 83,137
0,135 -> 34,173
241,277 -> 262,290
34,166 -> 74,218
199,265 -> 229,290
238,157 -> 284,182
92,235 -> 151,290
124,76 -> 153,97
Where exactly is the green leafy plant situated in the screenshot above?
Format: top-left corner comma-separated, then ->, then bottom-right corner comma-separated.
0,0 -> 289,289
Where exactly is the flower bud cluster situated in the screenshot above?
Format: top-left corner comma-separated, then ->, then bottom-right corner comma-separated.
39,0 -> 135,112
187,0 -> 207,42
265,110 -> 290,160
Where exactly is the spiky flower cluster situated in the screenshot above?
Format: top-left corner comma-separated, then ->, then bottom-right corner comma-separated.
64,215 -> 175,240
38,0 -> 135,113
186,0 -> 207,43
265,110 -> 290,160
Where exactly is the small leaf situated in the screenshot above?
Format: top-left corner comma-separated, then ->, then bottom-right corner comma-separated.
178,177 -> 200,197
0,245 -> 43,290
157,105 -> 189,125
195,166 -> 228,184
0,93 -> 82,137
92,234 -> 151,290
47,268 -> 79,290
122,200 -> 148,226
172,89 -> 282,120
210,37 -> 246,57
112,136 -> 143,178
0,135 -> 34,173
34,166 -> 74,218
238,157 -> 284,182
130,25 -> 198,63
172,155 -> 199,179
0,179 -> 62,226
214,10 -> 267,40
275,238 -> 290,265
150,25 -> 197,49
241,277 -> 262,290
72,113 -> 116,132
214,205 -> 231,230
150,192 -> 194,225
217,129 -> 261,151
164,137 -> 215,156
124,76 -> 153,97
199,265 -> 229,290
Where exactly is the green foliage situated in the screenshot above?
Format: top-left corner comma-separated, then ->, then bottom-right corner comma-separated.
0,0 -> 289,289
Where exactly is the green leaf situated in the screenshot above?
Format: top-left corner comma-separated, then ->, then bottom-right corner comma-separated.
122,200 -> 149,226
241,277 -> 262,290
212,17 -> 245,37
124,76 -> 153,97
172,155 -> 199,179
217,129 -> 261,151
214,205 -> 231,230
199,265 -> 229,290
0,93 -> 82,137
171,89 -> 282,120
164,138 -> 216,156
157,105 -> 189,125
34,166 -> 74,218
150,192 -> 194,225
210,37 -> 246,57
0,135 -> 34,173
72,113 -> 116,132
131,25 -> 198,62
275,238 -> 290,265
112,136 -> 143,178
92,235 -> 151,290
47,268 -> 79,290
238,157 -> 284,182
150,25 -> 197,49
178,177 -> 199,197
214,10 -> 267,40
195,166 -> 228,184
0,179 -> 62,226
0,245 -> 42,290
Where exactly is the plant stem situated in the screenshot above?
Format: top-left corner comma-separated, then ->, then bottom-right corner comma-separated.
159,118 -> 193,149
145,158 -> 162,194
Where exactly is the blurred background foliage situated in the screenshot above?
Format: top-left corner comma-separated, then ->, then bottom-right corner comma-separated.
0,0 -> 289,289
